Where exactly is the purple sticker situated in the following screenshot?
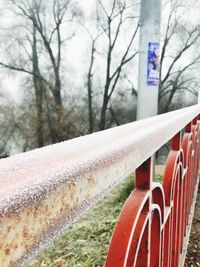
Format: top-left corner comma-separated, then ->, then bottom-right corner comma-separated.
147,42 -> 160,86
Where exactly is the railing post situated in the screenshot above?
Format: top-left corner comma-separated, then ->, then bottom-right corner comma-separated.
135,157 -> 153,190
135,157 -> 153,266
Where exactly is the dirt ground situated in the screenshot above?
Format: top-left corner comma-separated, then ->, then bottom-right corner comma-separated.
184,191 -> 200,267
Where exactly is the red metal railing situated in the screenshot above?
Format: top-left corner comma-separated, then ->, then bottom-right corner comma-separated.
0,105 -> 200,267
105,117 -> 200,267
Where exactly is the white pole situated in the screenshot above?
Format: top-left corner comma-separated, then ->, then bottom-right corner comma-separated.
137,0 -> 161,120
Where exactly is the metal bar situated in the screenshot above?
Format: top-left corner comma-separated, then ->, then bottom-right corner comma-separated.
0,105 -> 200,266
106,113 -> 200,266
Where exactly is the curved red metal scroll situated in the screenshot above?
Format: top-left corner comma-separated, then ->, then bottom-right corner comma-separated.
105,118 -> 200,267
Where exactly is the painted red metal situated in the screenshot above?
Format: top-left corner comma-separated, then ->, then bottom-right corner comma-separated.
1,105 -> 200,266
105,117 -> 200,267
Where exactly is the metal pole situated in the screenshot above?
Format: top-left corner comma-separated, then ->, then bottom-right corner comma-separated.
137,0 -> 161,120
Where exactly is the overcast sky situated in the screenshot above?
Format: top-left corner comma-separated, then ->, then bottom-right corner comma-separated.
0,0 -> 199,102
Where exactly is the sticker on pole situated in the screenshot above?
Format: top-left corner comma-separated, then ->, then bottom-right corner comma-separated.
147,42 -> 160,86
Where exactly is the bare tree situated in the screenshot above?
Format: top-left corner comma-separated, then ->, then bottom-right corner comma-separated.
0,0 -> 80,144
159,0 -> 200,113
98,0 -> 139,130
85,31 -> 101,133
84,0 -> 139,132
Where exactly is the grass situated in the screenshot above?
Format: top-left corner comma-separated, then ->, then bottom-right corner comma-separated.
27,166 -> 198,267
28,175 -> 134,267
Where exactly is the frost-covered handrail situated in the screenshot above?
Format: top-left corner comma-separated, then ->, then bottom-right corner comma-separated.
0,104 -> 200,267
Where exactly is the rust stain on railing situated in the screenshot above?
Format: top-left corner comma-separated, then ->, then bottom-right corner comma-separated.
0,105 -> 200,267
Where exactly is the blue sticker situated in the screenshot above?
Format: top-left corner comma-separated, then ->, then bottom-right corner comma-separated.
147,42 -> 160,86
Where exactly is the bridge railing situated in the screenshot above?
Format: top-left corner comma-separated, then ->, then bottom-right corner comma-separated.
0,105 -> 200,267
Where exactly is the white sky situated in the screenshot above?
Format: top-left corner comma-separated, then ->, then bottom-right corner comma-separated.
0,0 -> 199,102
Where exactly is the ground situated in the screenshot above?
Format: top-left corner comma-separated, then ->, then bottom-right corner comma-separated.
184,190 -> 200,267
28,172 -> 200,267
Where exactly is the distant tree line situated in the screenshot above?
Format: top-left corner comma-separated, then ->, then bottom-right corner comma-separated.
0,0 -> 199,157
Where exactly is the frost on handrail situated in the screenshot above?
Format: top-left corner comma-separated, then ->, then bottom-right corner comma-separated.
0,105 -> 200,267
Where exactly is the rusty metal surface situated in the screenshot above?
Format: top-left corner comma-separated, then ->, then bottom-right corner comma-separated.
0,105 -> 200,266
106,115 -> 200,266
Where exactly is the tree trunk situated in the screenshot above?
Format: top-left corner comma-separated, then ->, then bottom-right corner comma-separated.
163,84 -> 177,113
55,70 -> 63,140
99,96 -> 108,130
32,23 -> 44,148
87,42 -> 95,133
